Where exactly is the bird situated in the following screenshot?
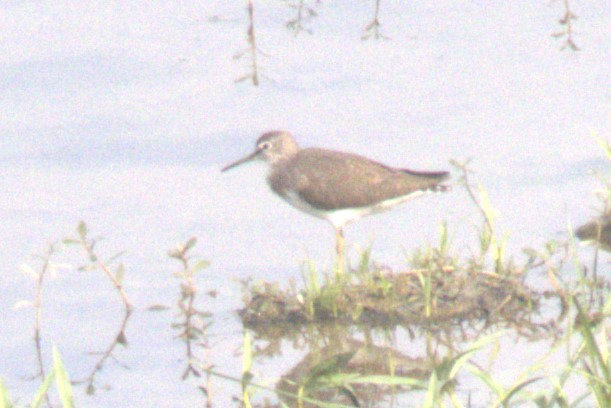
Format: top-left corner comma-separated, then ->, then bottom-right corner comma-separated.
222,130 -> 450,271
576,211 -> 611,253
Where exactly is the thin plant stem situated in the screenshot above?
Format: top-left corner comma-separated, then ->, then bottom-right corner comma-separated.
33,244 -> 56,408
247,0 -> 259,86
79,309 -> 132,395
80,240 -> 132,311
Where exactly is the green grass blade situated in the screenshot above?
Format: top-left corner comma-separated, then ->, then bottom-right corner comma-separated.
242,331 -> 252,375
591,130 -> 611,159
497,376 -> 543,406
448,348 -> 479,380
31,369 -> 55,408
466,363 -> 504,398
345,375 -> 426,387
423,370 -> 438,408
1,378 -> 12,408
573,297 -> 609,384
52,346 -> 74,408
242,331 -> 253,408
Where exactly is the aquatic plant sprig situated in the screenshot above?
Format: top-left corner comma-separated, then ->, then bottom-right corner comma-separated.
362,0 -> 389,40
14,223 -> 134,401
451,159 -> 509,274
551,0 -> 580,51
284,0 -> 319,35
167,237 -> 214,404
234,0 -> 267,86
61,222 -> 134,394
14,242 -> 62,407
74,309 -> 132,396
63,221 -> 132,311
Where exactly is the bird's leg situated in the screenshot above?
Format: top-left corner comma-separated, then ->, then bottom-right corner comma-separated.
335,226 -> 345,275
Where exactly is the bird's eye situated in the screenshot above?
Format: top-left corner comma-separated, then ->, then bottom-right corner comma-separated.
259,142 -> 271,150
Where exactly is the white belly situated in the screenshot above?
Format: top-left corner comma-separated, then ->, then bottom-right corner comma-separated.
283,190 -> 427,229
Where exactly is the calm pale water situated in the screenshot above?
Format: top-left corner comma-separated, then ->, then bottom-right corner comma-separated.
1,1 -> 609,406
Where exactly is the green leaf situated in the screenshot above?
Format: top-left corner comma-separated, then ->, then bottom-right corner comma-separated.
192,260 -> 211,274
242,331 -> 252,378
18,264 -> 38,279
592,129 -> 611,160
345,375 -> 426,387
53,346 -> 74,408
184,237 -> 197,251
498,377 -> 544,406
522,247 -> 539,259
77,221 -> 87,238
466,363 -> 504,398
78,264 -> 97,272
116,331 -> 127,345
168,248 -> 181,259
31,369 -> 55,408
423,370 -> 438,408
1,378 -> 13,408
600,324 -> 608,367
448,347 -> 481,380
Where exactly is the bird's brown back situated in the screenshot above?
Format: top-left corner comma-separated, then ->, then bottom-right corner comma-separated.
268,148 -> 449,210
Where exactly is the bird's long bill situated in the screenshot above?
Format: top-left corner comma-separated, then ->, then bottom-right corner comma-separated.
221,149 -> 260,172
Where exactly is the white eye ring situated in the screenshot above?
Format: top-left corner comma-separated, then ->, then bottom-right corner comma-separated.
259,142 -> 272,150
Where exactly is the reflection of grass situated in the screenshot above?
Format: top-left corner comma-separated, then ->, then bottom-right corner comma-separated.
234,257 -> 609,406
465,294 -> 610,406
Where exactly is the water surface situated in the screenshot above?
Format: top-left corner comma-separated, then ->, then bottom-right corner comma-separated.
1,1 -> 609,406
